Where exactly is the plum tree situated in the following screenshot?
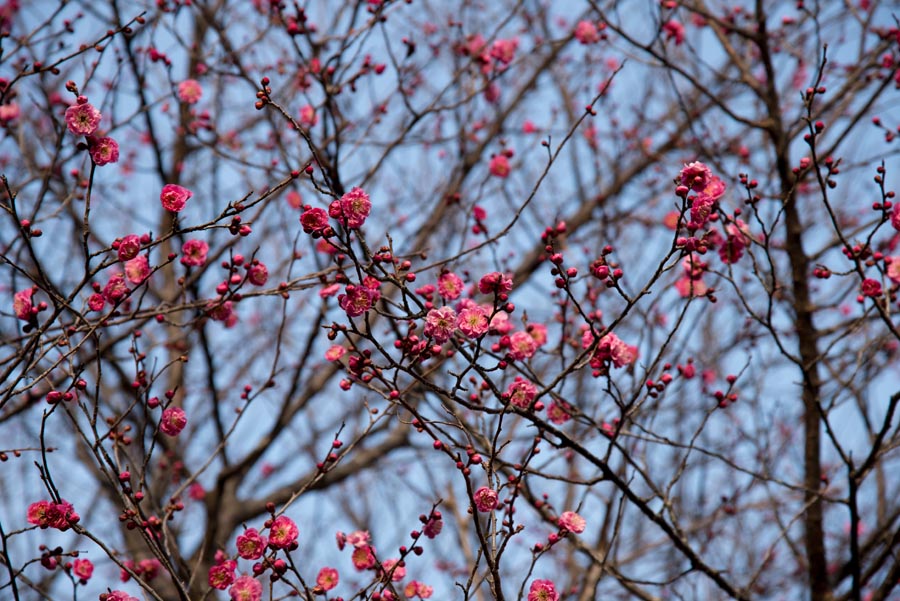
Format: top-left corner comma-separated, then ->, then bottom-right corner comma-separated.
1,1 -> 899,600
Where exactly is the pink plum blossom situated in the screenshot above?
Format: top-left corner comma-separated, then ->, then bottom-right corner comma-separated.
489,154 -> 510,177
300,206 -> 330,235
117,234 -> 141,261
437,271 -> 464,300
424,306 -> 457,343
663,20 -> 685,45
160,407 -> 187,436
558,510 -> 586,533
319,283 -> 340,298
508,330 -> 537,360
208,561 -> 237,590
105,591 -> 139,601
189,482 -> 206,500
457,305 -> 490,338
208,299 -> 237,326
285,190 -> 303,209
316,567 -> 339,591
181,239 -> 209,266
72,558 -> 93,581
65,98 -> 101,135
177,79 -> 203,104
89,136 -> 119,165
489,310 -> 514,335
27,499 -> 78,531
719,231 -> 746,264
478,271 -> 513,295
582,330 -> 638,369
247,262 -> 268,286
675,276 -> 708,298
160,184 -> 193,212
299,104 -> 318,127
103,273 -> 129,304
700,175 -> 726,202
124,255 -> 150,285
236,528 -> 266,560
351,544 -> 376,570
528,579 -> 559,601
860,278 -> 882,298
473,486 -> 499,512
547,400 -> 572,424
575,20 -> 601,44
330,187 -> 371,229
87,293 -> 105,312
339,284 -> 380,317
382,558 -> 406,581
345,530 -> 370,548
528,323 -> 548,346
325,345 -> 346,361
423,512 -> 443,538
507,378 -> 538,409
601,332 -> 638,368
268,515 -> 299,549
690,195 -> 714,228
886,257 -> 900,283
27,500 -> 51,526
680,161 -> 712,191
0,102 -> 19,122
13,288 -> 33,321
229,575 -> 262,601
405,581 -> 434,599
489,38 -> 518,65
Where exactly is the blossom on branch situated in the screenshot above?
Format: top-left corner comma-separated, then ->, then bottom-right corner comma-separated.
575,20 -> 601,44
267,515 -> 299,549
236,528 -> 266,560
339,283 -> 380,318
160,184 -> 193,213
228,575 -> 262,601
72,558 -> 93,582
473,487 -> 499,512
437,271 -> 464,300
329,187 -> 371,229
65,97 -> 101,135
316,567 -> 339,591
558,510 -> 586,533
13,288 -> 33,321
88,136 -> 119,165
160,406 -> 187,436
26,500 -> 79,531
177,79 -> 203,104
181,239 -> 209,266
424,306 -> 457,343
528,579 -> 559,601
457,304 -> 490,338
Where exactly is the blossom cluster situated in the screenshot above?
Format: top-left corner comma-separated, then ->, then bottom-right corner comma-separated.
458,34 -> 519,74
679,161 -> 726,231
26,500 -> 79,531
581,329 -> 638,373
205,515 -> 301,599
669,161 -> 755,298
419,272 -> 520,345
64,95 -> 119,166
120,558 -> 162,583
300,187 -> 372,241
